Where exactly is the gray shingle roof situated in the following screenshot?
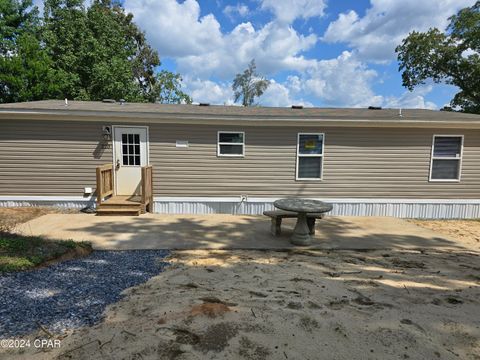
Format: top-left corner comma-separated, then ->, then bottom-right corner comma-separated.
1,100 -> 479,122
0,100 -> 480,120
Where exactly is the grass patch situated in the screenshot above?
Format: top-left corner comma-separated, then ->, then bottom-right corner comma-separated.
0,232 -> 91,273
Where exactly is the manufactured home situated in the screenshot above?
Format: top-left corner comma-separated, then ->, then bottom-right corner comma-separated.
0,100 -> 479,218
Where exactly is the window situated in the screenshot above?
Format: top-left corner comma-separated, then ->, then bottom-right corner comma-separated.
296,133 -> 324,180
121,133 -> 141,166
217,131 -> 245,157
430,135 -> 463,181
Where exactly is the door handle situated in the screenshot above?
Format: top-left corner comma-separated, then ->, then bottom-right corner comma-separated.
116,159 -> 120,170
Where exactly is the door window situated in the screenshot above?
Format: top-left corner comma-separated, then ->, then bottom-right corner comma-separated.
121,133 -> 141,166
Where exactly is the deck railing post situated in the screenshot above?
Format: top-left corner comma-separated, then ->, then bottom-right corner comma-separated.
140,165 -> 153,213
96,164 -> 114,207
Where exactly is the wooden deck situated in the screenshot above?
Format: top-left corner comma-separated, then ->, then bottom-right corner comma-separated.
95,164 -> 153,216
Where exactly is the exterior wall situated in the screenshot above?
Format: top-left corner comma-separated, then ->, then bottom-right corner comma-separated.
0,119 -> 479,218
150,123 -> 480,199
0,119 -> 112,197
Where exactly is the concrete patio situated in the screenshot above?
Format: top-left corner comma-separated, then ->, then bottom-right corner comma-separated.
15,213 -> 467,251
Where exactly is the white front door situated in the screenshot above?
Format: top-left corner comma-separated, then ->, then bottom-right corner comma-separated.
113,126 -> 148,196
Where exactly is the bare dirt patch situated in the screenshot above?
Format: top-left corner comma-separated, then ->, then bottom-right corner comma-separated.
4,248 -> 480,360
0,207 -> 77,232
409,219 -> 480,252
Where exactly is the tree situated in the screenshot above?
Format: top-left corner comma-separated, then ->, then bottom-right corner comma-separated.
232,59 -> 270,106
154,71 -> 192,104
42,0 -> 88,99
396,2 -> 480,114
0,0 -> 60,103
1,0 -> 191,104
42,0 -> 190,103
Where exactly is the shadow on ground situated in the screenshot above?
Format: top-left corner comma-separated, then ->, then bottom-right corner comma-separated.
17,214 -> 469,251
0,250 -> 169,338
4,248 -> 478,360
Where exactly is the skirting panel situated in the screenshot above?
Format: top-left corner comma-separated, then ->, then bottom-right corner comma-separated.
1,196 -> 479,219
0,197 -> 95,209
153,198 -> 480,219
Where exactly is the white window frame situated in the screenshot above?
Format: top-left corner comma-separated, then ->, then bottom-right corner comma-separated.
429,134 -> 464,182
296,132 -> 325,181
217,131 -> 245,157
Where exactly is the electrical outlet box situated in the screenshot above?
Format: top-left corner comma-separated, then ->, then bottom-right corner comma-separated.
84,187 -> 93,195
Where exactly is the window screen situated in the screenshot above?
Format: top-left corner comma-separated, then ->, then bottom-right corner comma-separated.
430,136 -> 462,181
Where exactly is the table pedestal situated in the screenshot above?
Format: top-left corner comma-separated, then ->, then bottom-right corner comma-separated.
291,212 -> 312,246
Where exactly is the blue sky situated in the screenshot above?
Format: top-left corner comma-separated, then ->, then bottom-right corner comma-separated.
116,0 -> 476,108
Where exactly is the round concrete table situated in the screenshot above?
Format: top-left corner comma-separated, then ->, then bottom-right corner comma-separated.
273,199 -> 333,246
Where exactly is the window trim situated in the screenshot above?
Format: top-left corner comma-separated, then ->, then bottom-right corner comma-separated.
296,132 -> 325,181
217,131 -> 245,157
429,134 -> 464,182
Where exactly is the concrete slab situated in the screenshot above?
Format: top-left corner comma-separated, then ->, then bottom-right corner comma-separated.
16,213 -> 467,251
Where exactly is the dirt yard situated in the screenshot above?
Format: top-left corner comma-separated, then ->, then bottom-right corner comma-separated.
410,219 -> 480,252
1,214 -> 479,359
0,207 -> 56,232
0,207 -> 81,232
4,247 -> 479,360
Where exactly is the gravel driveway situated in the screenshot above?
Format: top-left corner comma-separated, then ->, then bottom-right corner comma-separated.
0,250 -> 169,338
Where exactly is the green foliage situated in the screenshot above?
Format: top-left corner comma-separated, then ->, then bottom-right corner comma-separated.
154,70 -> 192,104
0,0 -> 191,104
0,0 -> 38,54
0,33 -> 60,102
232,59 -> 270,106
0,231 -> 92,272
396,2 -> 480,114
0,0 -> 60,102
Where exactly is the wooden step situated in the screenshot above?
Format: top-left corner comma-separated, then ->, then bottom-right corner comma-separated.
96,207 -> 141,216
99,202 -> 142,210
96,195 -> 144,216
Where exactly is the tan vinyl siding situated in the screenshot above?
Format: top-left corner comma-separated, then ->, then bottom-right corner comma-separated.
0,120 -> 479,199
150,124 -> 480,198
0,120 -> 112,196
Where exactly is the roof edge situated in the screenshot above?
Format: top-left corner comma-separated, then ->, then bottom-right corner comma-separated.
1,108 -> 480,129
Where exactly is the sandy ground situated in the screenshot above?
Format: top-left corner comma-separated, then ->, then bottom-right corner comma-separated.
3,247 -> 479,360
0,207 -> 76,232
1,211 -> 480,359
410,219 -> 480,252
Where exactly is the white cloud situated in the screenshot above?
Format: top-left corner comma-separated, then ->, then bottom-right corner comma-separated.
125,0 -> 442,109
124,0 -> 222,58
126,0 -> 317,79
184,77 -> 234,105
175,21 -> 317,79
304,51 -> 383,107
383,86 -> 437,109
223,3 -> 249,21
260,80 -> 313,107
323,0 -> 476,62
261,0 -> 327,23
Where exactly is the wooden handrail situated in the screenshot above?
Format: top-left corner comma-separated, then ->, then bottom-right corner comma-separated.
141,165 -> 153,212
96,164 -> 114,205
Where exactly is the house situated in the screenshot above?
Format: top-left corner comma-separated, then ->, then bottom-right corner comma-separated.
0,100 -> 479,218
